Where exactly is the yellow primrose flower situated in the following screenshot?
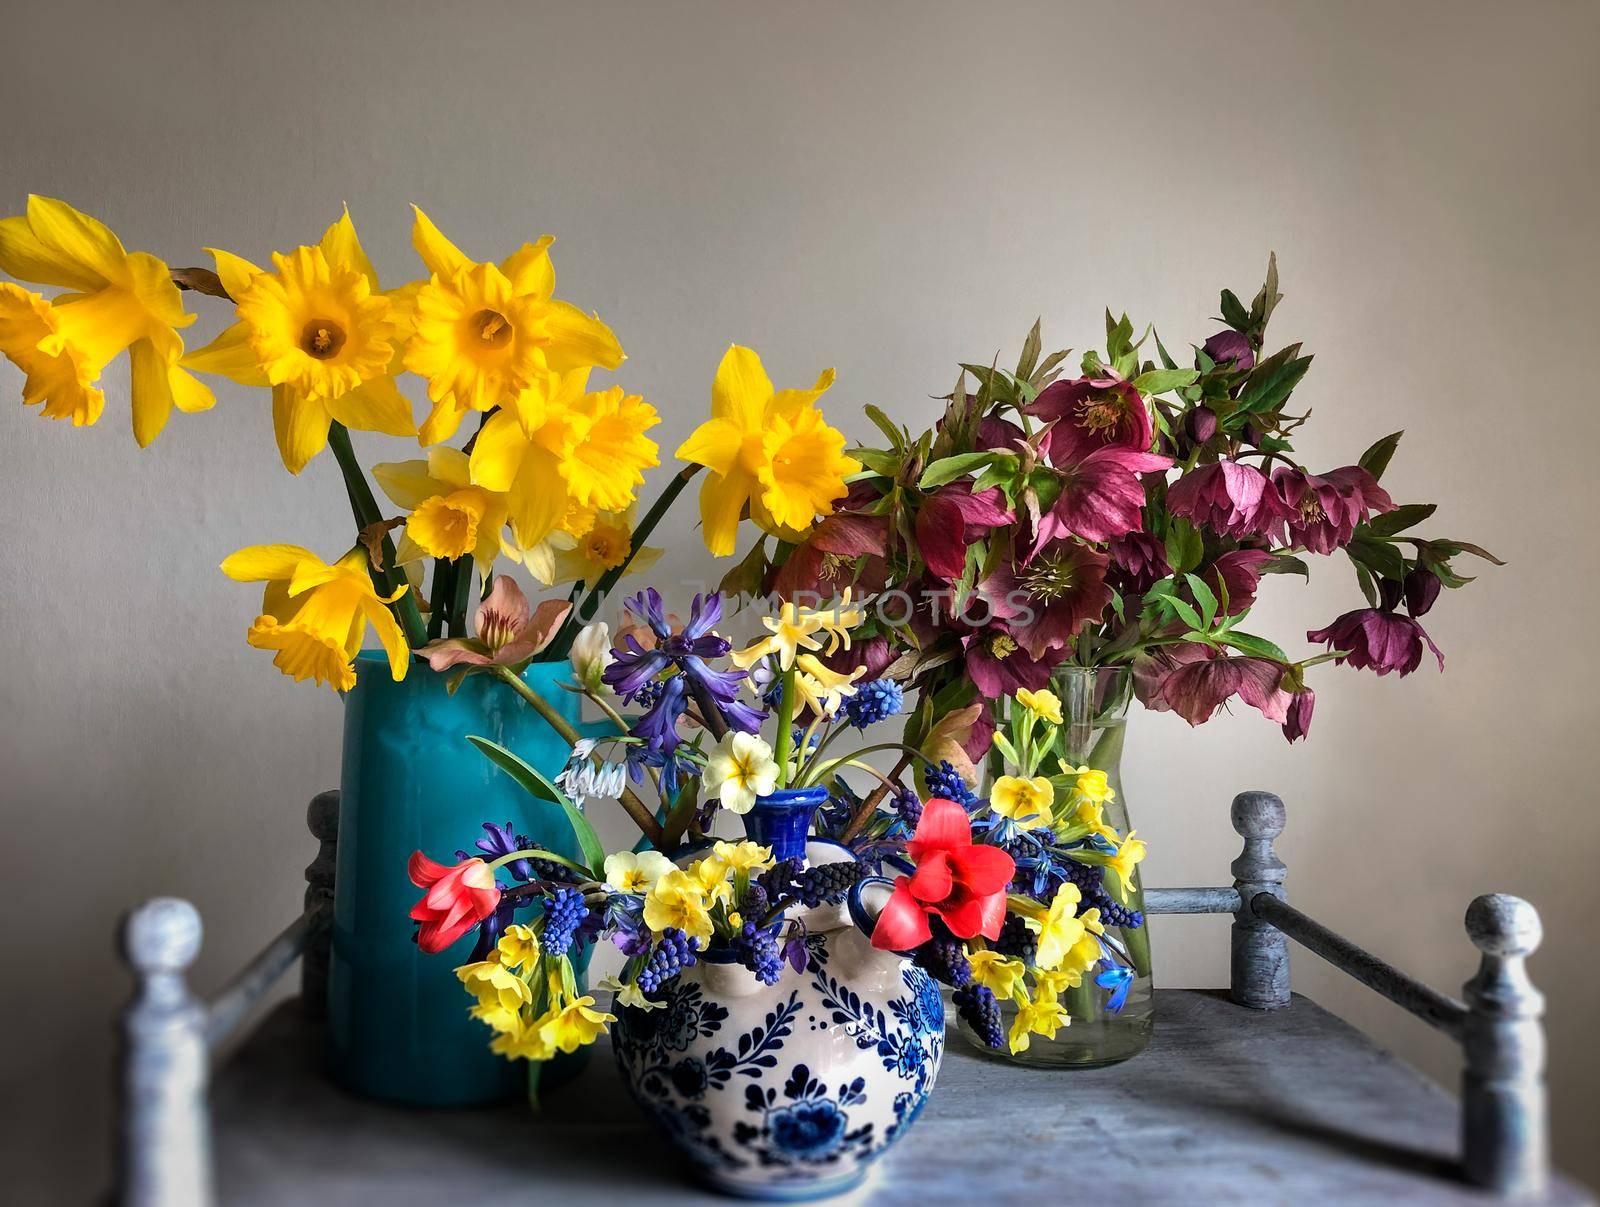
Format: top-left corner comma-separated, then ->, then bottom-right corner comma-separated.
185,208 -> 416,473
373,446 -> 511,571
1027,883 -> 1087,974
1008,991 -> 1071,1055
1064,763 -> 1116,806
703,732 -> 780,815
0,195 -> 213,445
456,959 -> 532,1033
601,976 -> 665,1012
469,368 -> 660,556
495,924 -> 540,970
221,543 -> 411,691
1015,688 -> 1064,725
675,345 -> 860,556
790,654 -> 863,717
490,1018 -> 556,1062
711,840 -> 774,875
642,869 -> 714,945
967,949 -> 1027,999
536,995 -> 615,1054
990,775 -> 1054,831
686,856 -> 737,906
1032,966 -> 1085,1000
402,207 -> 623,440
1067,798 -> 1119,843
602,849 -> 677,895
549,505 -> 662,585
1104,831 -> 1148,904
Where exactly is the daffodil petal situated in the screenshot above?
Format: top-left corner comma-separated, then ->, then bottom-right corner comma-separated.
674,415 -> 742,476
410,205 -> 469,279
128,338 -> 175,449
698,468 -> 755,558
320,205 -> 379,291
221,544 -> 320,582
418,395 -> 469,446
372,458 -> 442,511
360,595 -> 411,682
272,384 -> 330,475
468,408 -> 527,492
426,445 -> 471,488
325,374 -> 417,438
182,321 -> 269,386
205,247 -> 264,300
538,300 -> 623,373
770,367 -> 837,418
499,237 -> 555,299
0,214 -> 106,291
24,195 -> 126,287
711,344 -> 774,427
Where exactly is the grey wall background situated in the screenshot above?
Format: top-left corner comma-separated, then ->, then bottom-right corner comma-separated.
2,0 -> 1596,1199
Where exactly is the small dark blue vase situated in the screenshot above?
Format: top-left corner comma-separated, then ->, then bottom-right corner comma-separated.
741,785 -> 830,863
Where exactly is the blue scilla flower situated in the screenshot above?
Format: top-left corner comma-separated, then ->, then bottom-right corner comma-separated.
843,679 -> 903,728
925,760 -> 979,809
1096,965 -> 1135,1013
541,888 -> 590,957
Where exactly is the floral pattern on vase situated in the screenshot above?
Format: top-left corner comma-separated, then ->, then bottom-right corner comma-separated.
614,892 -> 943,1200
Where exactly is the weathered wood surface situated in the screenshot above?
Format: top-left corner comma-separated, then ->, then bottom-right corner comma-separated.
210,990 -> 1592,1206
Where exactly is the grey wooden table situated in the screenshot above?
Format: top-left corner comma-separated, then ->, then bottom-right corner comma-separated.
209,990 -> 1587,1206
117,790 -> 1592,1205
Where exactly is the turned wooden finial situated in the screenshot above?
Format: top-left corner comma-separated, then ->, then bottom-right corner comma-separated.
1229,791 -> 1290,1010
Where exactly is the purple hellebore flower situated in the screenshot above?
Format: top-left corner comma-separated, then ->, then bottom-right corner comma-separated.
1204,548 -> 1275,615
1156,650 -> 1290,727
1108,531 -> 1169,596
1031,446 -> 1173,550
1270,465 -> 1394,554
1307,608 -> 1444,676
1025,376 -> 1155,464
1404,567 -> 1442,617
982,541 -> 1112,660
1202,330 -> 1255,373
961,627 -> 1060,697
1166,460 -> 1283,539
916,482 -> 1014,580
1281,687 -> 1315,743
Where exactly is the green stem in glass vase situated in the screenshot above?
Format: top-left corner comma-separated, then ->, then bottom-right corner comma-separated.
771,668 -> 797,787
326,421 -> 427,648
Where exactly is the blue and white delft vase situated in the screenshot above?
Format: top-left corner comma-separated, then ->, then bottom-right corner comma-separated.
614,802 -> 944,1200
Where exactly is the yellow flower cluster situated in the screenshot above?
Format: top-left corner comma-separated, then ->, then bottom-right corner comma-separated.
457,924 -> 616,1063
641,840 -> 774,946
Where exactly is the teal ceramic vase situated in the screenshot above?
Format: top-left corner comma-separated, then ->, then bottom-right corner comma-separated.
327,651 -> 587,1106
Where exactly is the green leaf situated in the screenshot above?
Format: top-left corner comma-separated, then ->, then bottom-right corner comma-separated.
467,735 -> 605,876
1260,553 -> 1310,579
1366,502 -> 1436,537
852,448 -> 901,477
1132,367 -> 1200,395
1234,352 -> 1312,416
862,405 -> 904,451
1219,631 -> 1289,662
918,451 -> 1001,489
1164,517 -> 1204,575
1219,289 -> 1249,330
1347,537 -> 1405,583
1166,595 -> 1205,631
1185,573 -> 1219,628
1359,431 -> 1403,481
1153,330 -> 1179,372
1016,319 -> 1042,381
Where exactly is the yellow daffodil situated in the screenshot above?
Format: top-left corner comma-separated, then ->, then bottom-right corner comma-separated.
1104,831 -> 1148,904
185,208 -> 416,473
642,869 -> 714,945
221,543 -> 411,692
1015,688 -> 1064,725
732,591 -> 864,672
0,195 -> 213,445
549,505 -> 661,585
494,924 -> 540,970
711,840 -> 774,875
1008,991 -> 1071,1054
602,849 -> 677,895
967,949 -> 1027,999
675,345 -> 860,555
1063,763 -> 1116,805
703,732 -> 780,815
402,207 -> 622,441
373,446 -> 511,571
468,367 -> 660,557
536,995 -> 615,1053
990,775 -> 1054,831
1025,883 -> 1087,973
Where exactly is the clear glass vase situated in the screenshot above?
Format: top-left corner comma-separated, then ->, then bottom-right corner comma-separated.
968,665 -> 1155,1068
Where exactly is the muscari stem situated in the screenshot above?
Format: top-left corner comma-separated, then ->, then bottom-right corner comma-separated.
838,752 -> 912,843
547,465 -> 701,658
493,667 -> 667,850
327,422 -> 427,648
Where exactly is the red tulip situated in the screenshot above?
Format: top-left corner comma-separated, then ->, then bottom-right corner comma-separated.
407,852 -> 501,954
871,799 -> 1016,951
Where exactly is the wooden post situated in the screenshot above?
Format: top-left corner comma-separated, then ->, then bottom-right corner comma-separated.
1461,893 -> 1547,1197
119,897 -> 213,1207
302,789 -> 340,1017
1229,790 -> 1290,1009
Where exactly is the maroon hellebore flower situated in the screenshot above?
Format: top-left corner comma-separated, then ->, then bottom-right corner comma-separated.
1403,567 -> 1441,617
1202,330 -> 1255,372
1204,548 -> 1274,615
1108,531 -> 1169,596
1032,446 -> 1173,550
985,541 -> 1112,660
960,624 -> 1061,697
1307,608 -> 1444,677
770,510 -> 891,600
1156,649 -> 1290,726
1026,376 -> 1155,464
1271,465 -> 1394,554
1166,459 -> 1284,539
916,483 -> 1014,580
1281,687 -> 1315,743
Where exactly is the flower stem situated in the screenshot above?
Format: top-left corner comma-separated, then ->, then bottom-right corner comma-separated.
492,667 -> 667,850
327,421 -> 427,648
427,558 -> 455,641
547,465 -> 701,657
772,669 -> 797,787
449,558 -> 474,637
838,753 -> 912,842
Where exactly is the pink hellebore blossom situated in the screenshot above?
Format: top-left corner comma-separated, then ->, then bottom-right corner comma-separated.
1032,446 -> 1173,550
1026,376 -> 1154,464
1204,548 -> 1275,615
1166,460 -> 1283,539
1108,531 -> 1169,596
1270,465 -> 1393,554
1154,649 -> 1290,727
421,575 -> 571,671
1307,608 -> 1444,677
916,483 -> 1014,580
